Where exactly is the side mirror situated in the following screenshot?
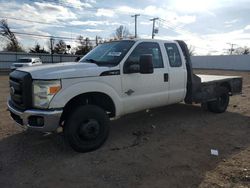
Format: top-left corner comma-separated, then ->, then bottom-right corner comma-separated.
139,54 -> 153,74
124,61 -> 140,74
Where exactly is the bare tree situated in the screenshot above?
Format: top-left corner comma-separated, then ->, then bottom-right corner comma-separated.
242,47 -> 250,55
29,43 -> 48,53
75,36 -> 93,55
113,25 -> 131,39
188,45 -> 196,56
234,46 -> 250,55
54,40 -> 67,54
0,19 -> 24,52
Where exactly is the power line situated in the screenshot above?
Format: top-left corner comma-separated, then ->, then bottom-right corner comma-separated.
159,18 -> 192,36
1,16 -> 124,35
0,17 -> 61,27
0,17 -> 117,41
4,16 -> 193,43
13,31 -> 72,40
11,31 -> 96,41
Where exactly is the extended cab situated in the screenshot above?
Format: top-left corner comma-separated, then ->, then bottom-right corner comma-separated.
7,39 -> 242,152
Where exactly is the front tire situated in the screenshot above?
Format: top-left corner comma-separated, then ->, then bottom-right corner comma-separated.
64,105 -> 110,152
207,87 -> 229,113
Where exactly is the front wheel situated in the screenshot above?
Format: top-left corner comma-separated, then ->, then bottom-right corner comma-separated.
64,105 -> 110,152
206,87 -> 229,113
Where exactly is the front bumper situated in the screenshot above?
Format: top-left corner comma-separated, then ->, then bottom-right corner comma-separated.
7,101 -> 62,132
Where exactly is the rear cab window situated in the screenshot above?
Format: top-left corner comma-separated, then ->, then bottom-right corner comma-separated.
164,43 -> 182,67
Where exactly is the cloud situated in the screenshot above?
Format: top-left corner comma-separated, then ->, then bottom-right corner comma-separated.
70,20 -> 120,26
224,19 -> 239,24
1,2 -> 77,25
225,24 -> 233,28
244,25 -> 250,30
61,0 -> 94,9
224,19 -> 239,28
140,21 -> 152,26
83,29 -> 104,32
168,0 -> 217,15
34,2 -> 77,21
116,6 -> 141,14
0,1 -> 78,50
175,15 -> 196,24
115,5 -> 196,26
96,8 -> 115,17
86,0 -> 96,4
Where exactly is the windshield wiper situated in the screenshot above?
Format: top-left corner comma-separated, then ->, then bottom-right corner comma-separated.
83,59 -> 117,67
84,59 -> 99,64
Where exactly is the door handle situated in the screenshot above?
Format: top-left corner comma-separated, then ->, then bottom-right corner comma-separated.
164,73 -> 169,82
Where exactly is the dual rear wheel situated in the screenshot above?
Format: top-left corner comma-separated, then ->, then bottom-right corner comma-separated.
204,87 -> 230,113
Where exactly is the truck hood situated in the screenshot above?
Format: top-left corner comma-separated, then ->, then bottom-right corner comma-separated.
18,62 -> 111,79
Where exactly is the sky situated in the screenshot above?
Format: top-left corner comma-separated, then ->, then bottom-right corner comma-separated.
0,0 -> 250,55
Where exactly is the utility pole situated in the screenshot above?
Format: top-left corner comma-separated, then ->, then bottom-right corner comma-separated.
131,14 -> 140,38
150,17 -> 159,39
95,35 -> 98,46
85,37 -> 88,49
50,37 -> 54,63
227,43 -> 237,55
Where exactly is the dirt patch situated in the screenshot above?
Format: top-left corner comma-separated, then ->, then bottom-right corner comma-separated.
0,69 -> 249,188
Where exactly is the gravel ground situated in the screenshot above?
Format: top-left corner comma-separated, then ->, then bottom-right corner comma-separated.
0,69 -> 249,188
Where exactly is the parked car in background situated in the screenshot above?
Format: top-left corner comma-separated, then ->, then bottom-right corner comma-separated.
11,57 -> 42,71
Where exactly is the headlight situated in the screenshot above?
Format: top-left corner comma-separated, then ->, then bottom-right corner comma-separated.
33,80 -> 61,109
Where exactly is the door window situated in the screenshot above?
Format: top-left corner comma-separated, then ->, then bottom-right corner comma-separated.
125,42 -> 164,69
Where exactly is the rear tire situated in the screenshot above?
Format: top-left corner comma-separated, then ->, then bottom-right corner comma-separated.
207,87 -> 229,113
64,105 -> 110,152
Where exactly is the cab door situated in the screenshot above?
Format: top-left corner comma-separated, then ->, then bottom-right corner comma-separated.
121,42 -> 170,114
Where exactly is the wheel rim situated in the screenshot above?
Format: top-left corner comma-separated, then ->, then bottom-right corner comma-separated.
78,119 -> 100,140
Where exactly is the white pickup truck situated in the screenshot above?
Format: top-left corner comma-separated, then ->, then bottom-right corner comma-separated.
8,39 -> 242,152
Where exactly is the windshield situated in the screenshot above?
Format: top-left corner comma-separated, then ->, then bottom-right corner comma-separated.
17,59 -> 32,63
79,40 -> 135,66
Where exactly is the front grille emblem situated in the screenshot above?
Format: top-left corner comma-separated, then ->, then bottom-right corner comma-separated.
125,89 -> 134,96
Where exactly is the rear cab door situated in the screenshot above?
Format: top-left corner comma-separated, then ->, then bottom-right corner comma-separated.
163,42 -> 187,103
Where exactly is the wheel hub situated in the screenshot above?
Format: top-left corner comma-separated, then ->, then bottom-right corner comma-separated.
219,94 -> 227,106
79,119 -> 100,140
